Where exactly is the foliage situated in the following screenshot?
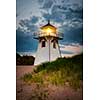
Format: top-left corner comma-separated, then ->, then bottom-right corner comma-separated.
22,54 -> 83,89
35,54 -> 83,74
21,73 -> 33,84
29,84 -> 49,100
16,53 -> 21,59
16,53 -> 35,65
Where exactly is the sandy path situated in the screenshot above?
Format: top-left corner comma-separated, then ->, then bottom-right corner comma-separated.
16,66 -> 33,78
16,66 -> 34,100
16,66 -> 83,100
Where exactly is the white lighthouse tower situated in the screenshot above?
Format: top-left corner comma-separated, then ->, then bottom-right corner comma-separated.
34,20 -> 63,65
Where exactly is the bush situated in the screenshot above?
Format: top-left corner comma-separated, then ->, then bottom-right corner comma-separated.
22,73 -> 33,83
16,53 -> 35,65
32,74 -> 43,84
22,54 -> 83,89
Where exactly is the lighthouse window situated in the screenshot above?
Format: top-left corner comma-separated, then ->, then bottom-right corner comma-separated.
42,41 -> 45,47
53,42 -> 56,49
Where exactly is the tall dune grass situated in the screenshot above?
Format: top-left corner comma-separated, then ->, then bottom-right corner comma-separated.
22,54 -> 83,89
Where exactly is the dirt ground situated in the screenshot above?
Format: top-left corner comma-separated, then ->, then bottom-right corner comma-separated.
16,66 -> 83,100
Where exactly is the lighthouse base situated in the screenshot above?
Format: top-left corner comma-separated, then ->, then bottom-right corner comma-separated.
34,38 -> 61,65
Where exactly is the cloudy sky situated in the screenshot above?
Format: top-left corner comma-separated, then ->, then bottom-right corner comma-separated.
16,0 -> 83,57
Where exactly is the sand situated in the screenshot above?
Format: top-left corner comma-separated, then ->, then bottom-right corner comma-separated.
16,66 -> 83,100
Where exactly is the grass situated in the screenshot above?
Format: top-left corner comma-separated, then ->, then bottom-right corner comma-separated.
22,53 -> 83,90
29,84 -> 49,100
21,73 -> 33,84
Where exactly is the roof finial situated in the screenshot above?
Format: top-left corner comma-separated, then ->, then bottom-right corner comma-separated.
48,20 -> 50,24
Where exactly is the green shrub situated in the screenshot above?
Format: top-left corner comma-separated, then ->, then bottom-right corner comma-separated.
46,71 -> 64,85
32,74 -> 43,84
69,78 -> 81,90
23,54 -> 83,89
22,73 -> 33,83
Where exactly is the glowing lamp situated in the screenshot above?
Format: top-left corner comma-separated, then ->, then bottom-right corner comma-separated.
40,20 -> 57,35
46,28 -> 52,33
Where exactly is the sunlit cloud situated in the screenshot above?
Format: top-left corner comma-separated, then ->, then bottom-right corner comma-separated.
17,51 -> 36,57
60,43 -> 83,57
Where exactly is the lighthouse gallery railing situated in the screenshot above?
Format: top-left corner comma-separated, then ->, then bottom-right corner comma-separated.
33,32 -> 63,39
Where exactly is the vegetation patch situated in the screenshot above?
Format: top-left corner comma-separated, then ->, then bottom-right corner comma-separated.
16,53 -> 35,65
22,54 -> 83,90
21,73 -> 33,84
30,84 -> 49,100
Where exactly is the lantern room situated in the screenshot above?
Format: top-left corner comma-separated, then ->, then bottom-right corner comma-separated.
40,20 -> 57,37
33,20 -> 63,40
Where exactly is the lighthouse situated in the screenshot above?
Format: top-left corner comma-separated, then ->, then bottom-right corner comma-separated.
34,20 -> 63,65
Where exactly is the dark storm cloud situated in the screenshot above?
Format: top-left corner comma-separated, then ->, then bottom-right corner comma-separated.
60,27 -> 83,45
16,0 -> 83,56
42,2 -> 83,45
16,13 -> 19,17
16,28 -> 38,52
38,0 -> 44,4
17,15 -> 40,53
19,16 -> 39,33
42,12 -> 64,23
42,0 -> 53,9
42,3 -> 83,22
31,16 -> 39,23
